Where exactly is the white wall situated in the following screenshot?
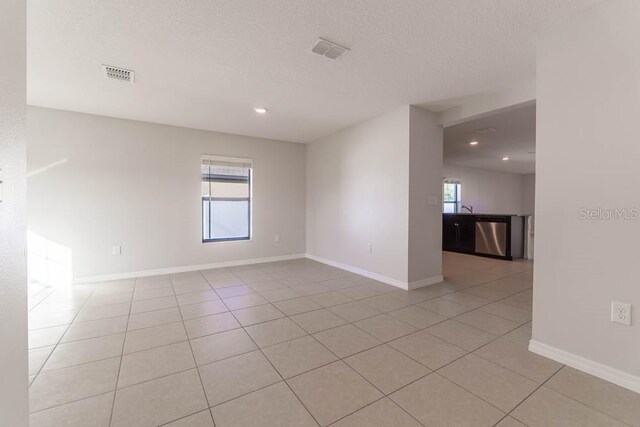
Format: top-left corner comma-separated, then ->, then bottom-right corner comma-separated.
306,106 -> 411,284
443,164 -> 525,214
521,173 -> 535,215
408,107 -> 443,284
28,107 -> 307,281
521,173 -> 536,259
306,106 -> 443,287
0,0 -> 29,424
438,83 -> 535,127
533,0 -> 640,391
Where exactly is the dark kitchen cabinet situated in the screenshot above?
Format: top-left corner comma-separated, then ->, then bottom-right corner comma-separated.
443,213 -> 525,260
442,216 -> 458,251
457,219 -> 476,253
442,215 -> 475,253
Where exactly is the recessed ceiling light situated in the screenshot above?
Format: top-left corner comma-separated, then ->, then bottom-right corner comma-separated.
502,156 -> 510,161
253,107 -> 268,114
469,141 -> 479,146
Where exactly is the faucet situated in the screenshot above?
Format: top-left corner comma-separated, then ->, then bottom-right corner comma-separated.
462,204 -> 473,213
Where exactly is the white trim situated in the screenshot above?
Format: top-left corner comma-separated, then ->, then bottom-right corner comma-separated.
529,339 -> 640,394
407,275 -> 444,290
75,251 -> 447,291
306,253 -> 406,288
73,253 -> 306,284
305,253 -> 443,290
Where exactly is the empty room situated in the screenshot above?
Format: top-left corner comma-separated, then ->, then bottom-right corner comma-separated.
1,0 -> 639,426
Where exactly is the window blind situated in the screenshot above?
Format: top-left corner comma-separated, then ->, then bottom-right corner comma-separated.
201,156 -> 252,242
202,156 -> 252,181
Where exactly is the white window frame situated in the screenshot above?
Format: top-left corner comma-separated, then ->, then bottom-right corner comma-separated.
201,155 -> 253,243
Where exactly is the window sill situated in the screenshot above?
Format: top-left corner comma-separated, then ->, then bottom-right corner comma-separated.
202,237 -> 251,244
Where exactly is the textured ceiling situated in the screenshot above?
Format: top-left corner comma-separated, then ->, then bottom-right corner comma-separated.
444,103 -> 536,174
27,0 -> 601,143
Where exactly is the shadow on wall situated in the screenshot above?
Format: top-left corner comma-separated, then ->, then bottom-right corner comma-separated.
28,231 -> 73,289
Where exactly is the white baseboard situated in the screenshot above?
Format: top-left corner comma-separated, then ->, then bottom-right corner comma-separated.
529,339 -> 640,393
407,275 -> 444,290
73,253 -> 306,284
305,253 -> 443,291
75,251 -> 446,292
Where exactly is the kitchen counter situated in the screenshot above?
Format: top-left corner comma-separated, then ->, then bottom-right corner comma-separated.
443,213 -> 523,217
443,213 -> 525,260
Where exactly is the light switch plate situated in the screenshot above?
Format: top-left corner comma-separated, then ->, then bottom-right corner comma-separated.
112,245 -> 122,255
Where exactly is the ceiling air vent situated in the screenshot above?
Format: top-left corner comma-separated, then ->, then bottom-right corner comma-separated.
102,64 -> 135,83
311,38 -> 349,60
475,127 -> 498,134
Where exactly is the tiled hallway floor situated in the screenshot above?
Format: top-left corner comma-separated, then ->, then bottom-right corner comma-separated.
27,253 -> 639,426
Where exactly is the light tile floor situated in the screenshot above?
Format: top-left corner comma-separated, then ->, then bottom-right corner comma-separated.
27,252 -> 640,426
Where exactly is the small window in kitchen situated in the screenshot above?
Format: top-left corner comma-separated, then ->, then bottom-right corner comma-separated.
202,156 -> 252,242
443,178 -> 461,213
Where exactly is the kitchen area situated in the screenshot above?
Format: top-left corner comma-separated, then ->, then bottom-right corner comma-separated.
443,212 -> 525,260
442,103 -> 536,261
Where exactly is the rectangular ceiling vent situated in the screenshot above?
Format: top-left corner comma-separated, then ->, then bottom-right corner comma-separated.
101,64 -> 135,83
475,127 -> 498,134
311,38 -> 349,60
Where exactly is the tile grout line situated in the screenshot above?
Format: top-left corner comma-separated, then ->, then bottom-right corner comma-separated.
497,366 -> 563,426
28,390 -> 116,417
30,258 -> 536,424
302,331 -> 429,427
326,395 -> 426,427
511,365 -> 634,427
29,283 -> 103,389
32,271 -> 529,382
346,282 -> 536,422
260,274 -> 532,425
107,278 -> 136,427
288,273 -> 533,426
27,285 -> 60,313
172,271 -> 216,426
30,287 -> 514,378
217,282 -> 323,427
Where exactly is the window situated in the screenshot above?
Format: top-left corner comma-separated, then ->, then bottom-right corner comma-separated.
202,156 -> 252,242
443,178 -> 461,213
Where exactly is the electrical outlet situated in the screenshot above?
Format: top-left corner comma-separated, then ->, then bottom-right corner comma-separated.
274,234 -> 280,242
611,301 -> 632,326
112,245 -> 122,256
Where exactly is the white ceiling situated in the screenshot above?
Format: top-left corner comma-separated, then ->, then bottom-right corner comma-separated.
444,103 -> 536,174
27,0 -> 601,143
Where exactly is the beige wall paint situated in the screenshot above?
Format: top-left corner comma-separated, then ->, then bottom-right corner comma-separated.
443,164 -> 525,215
27,107 -> 307,280
534,0 -> 640,389
0,0 -> 29,424
408,107 -> 443,284
306,106 -> 443,287
522,173 -> 536,260
306,106 -> 411,283
521,173 -> 535,216
437,83 -> 535,127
